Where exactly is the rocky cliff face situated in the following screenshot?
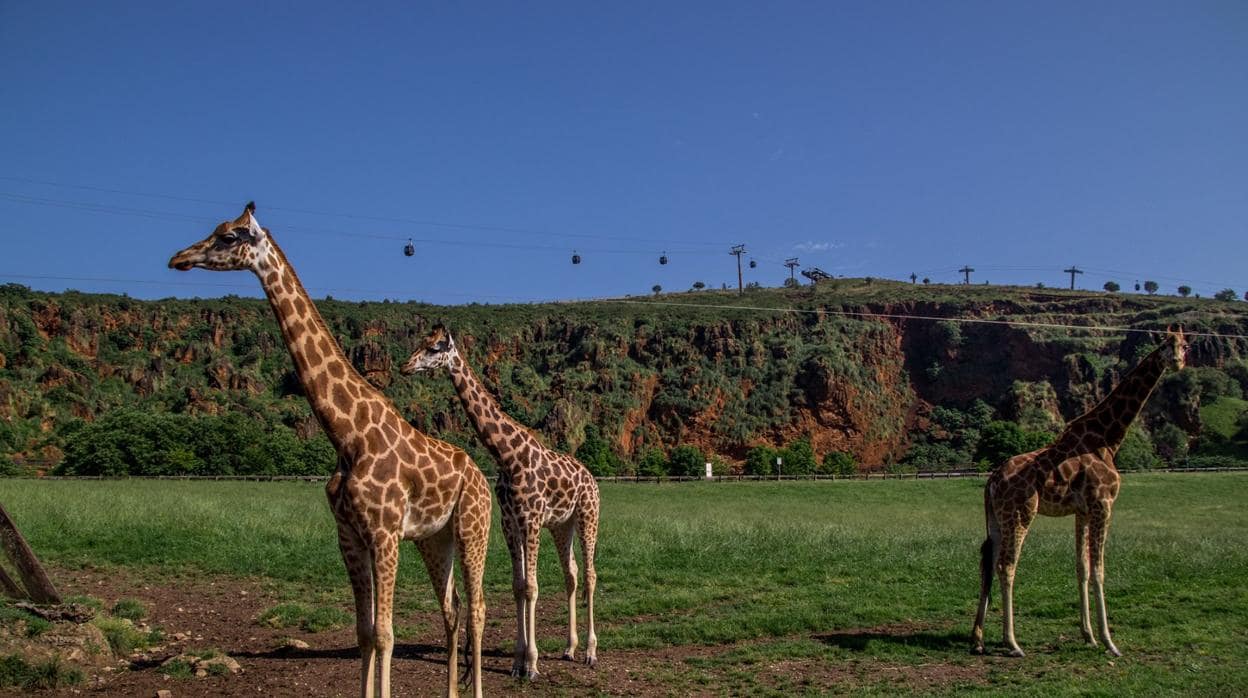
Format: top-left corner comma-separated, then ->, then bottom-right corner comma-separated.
1,281 -> 1245,468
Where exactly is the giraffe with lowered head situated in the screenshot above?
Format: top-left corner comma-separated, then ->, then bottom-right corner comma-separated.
169,203 -> 491,698
972,328 -> 1188,658
403,324 -> 600,678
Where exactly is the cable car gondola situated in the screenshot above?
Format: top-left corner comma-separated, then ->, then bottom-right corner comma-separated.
403,239 -> 415,257
571,250 -> 581,265
659,251 -> 668,265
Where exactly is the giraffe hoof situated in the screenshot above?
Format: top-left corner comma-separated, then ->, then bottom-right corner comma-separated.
585,655 -> 598,668
1008,647 -> 1026,658
1106,646 -> 1122,658
971,644 -> 986,656
561,650 -> 575,661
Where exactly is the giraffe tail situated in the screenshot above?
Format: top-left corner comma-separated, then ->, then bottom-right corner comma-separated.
978,486 -> 995,598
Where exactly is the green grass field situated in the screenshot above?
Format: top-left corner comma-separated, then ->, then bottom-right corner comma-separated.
2,474 -> 1246,695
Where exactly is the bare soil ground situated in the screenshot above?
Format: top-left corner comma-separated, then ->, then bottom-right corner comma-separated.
8,567 -> 995,697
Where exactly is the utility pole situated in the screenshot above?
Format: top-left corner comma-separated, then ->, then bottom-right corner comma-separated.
1063,266 -> 1084,290
959,265 -> 975,285
730,244 -> 746,294
784,257 -> 800,283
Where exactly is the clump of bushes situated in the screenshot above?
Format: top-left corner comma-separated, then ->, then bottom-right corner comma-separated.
56,409 -> 335,477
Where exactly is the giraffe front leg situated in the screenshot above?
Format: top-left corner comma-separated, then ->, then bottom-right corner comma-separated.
1075,514 -> 1096,646
1089,505 -> 1121,657
550,520 -> 579,662
371,535 -> 401,698
334,518 -> 376,698
521,526 -> 542,679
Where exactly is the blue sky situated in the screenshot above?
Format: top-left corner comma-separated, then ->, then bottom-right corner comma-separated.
1,2 -> 1245,303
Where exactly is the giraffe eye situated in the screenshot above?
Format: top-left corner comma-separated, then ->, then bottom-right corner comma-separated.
220,232 -> 238,244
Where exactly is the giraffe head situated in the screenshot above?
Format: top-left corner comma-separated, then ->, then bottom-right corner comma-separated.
1161,326 -> 1189,372
401,324 -> 459,375
168,202 -> 272,273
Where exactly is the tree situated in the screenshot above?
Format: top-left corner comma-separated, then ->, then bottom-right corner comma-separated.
1115,424 -> 1160,470
575,426 -> 625,476
666,444 -> 705,477
1143,280 -> 1159,295
821,451 -> 857,476
1177,285 -> 1192,297
744,445 -> 775,476
1102,281 -> 1120,293
974,421 -> 1053,468
651,284 -> 662,296
1214,288 -> 1238,302
691,281 -> 705,291
778,438 -> 817,475
636,448 -> 667,477
922,277 -> 931,285
783,277 -> 799,288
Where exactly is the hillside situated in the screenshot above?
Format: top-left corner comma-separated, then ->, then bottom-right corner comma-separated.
2,280 -> 1247,474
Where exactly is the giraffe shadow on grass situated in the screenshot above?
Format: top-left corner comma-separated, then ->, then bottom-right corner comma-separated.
228,644 -> 515,675
813,627 -> 966,652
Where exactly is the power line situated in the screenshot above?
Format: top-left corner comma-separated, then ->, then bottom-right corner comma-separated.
0,175 -> 730,249
0,192 -> 710,256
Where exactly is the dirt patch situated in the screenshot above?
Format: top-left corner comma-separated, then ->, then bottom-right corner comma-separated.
4,569 -> 996,696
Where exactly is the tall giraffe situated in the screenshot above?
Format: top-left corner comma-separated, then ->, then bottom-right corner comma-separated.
402,325 -> 600,678
169,203 -> 491,698
972,328 -> 1188,658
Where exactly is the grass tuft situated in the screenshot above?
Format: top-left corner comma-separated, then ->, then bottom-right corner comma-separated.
0,654 -> 84,690
258,602 -> 351,633
110,598 -> 147,621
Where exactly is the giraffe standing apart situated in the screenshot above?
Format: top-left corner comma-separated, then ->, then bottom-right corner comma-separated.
972,328 -> 1188,658
403,325 -> 600,678
169,204 -> 491,698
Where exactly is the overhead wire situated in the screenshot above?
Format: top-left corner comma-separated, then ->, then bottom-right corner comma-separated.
0,175 -> 730,249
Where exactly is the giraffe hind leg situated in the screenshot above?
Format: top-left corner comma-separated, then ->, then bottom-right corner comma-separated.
550,519 -> 579,662
1076,513 -> 1096,646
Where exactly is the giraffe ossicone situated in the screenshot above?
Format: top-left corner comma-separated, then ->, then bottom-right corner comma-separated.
403,323 -> 601,678
971,328 -> 1188,658
169,204 -> 492,698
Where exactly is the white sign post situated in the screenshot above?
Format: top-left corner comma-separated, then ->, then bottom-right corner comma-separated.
776,456 -> 783,479
704,462 -> 713,479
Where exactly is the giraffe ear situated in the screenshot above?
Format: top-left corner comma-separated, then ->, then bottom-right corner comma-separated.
245,201 -> 256,214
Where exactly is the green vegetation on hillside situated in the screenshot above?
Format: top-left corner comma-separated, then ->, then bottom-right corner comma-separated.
2,280 -> 1247,474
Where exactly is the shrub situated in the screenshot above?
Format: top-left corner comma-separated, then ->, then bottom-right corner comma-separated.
1151,422 -> 1190,464
744,445 -> 775,476
778,439 -> 817,475
575,427 -> 625,476
666,444 -> 706,477
821,451 -> 857,476
636,448 -> 668,477
1213,288 -> 1238,302
1115,424 -> 1160,470
974,421 -> 1053,466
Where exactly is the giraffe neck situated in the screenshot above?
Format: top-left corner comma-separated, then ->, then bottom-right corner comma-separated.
446,353 -> 529,469
254,241 -> 384,450
1062,344 -> 1170,455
